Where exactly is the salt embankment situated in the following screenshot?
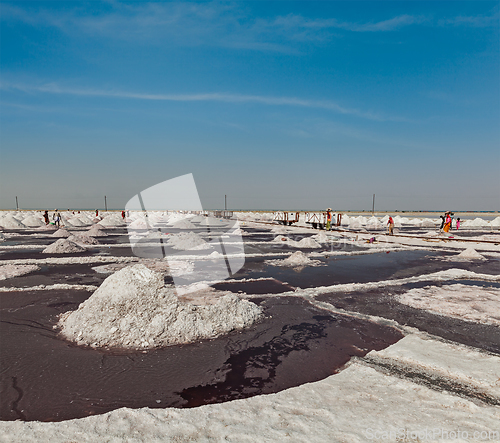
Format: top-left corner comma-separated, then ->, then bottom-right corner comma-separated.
43,239 -> 86,254
58,264 -> 263,349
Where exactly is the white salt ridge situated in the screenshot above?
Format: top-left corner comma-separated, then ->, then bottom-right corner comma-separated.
0,264 -> 40,280
51,228 -> 71,238
58,264 -> 262,349
397,284 -> 500,326
456,247 -> 486,260
99,214 -> 126,227
491,216 -> 500,227
171,218 -> 197,229
272,235 -> 321,248
43,239 -> 86,254
365,216 -> 383,230
167,232 -> 211,250
2,335 -> 500,442
67,217 -> 87,227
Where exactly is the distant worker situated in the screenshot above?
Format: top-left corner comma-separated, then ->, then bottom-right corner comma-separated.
43,210 -> 49,225
456,217 -> 461,230
439,215 -> 445,230
121,210 -> 125,220
387,216 -> 394,235
326,208 -> 332,230
95,209 -> 99,217
53,209 -> 61,228
336,213 -> 342,227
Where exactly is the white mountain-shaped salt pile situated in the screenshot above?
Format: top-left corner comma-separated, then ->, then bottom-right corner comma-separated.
312,231 -> 330,243
0,215 -> 27,229
0,264 -> 40,280
421,218 -> 436,228
366,216 -> 383,230
67,217 -> 87,227
294,237 -> 321,248
128,218 -> 150,230
36,223 -> 57,231
392,216 -> 403,227
409,218 -> 423,227
271,225 -> 288,234
58,264 -> 263,349
87,225 -> 108,237
281,251 -> 321,267
171,218 -> 197,230
462,218 -> 488,228
491,216 -> 500,228
456,247 -> 486,260
68,234 -> 100,246
167,232 -> 211,250
52,228 -> 71,238
199,217 -> 228,227
78,214 -> 94,225
43,238 -> 86,254
99,214 -> 126,227
348,218 -> 362,229
22,215 -> 45,227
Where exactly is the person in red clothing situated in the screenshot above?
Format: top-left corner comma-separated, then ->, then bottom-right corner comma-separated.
387,216 -> 394,235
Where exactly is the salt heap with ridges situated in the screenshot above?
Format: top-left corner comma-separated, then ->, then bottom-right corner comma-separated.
43,238 -> 86,254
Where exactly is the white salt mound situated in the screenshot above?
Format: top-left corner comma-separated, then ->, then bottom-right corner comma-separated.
58,264 -> 262,349
167,232 -> 211,250
43,239 -> 86,254
87,225 -> 108,237
0,215 -> 26,229
22,215 -> 45,227
457,247 -> 486,260
0,264 -> 40,280
295,237 -> 321,248
52,228 -> 71,238
282,251 -> 316,267
68,234 -> 99,246
171,218 -> 197,230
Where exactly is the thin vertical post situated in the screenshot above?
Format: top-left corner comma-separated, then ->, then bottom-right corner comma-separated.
15,196 -> 19,210
225,195 -> 227,211
104,196 -> 107,212
372,194 -> 375,215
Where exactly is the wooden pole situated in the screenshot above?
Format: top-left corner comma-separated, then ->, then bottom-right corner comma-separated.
104,196 -> 107,212
372,194 -> 375,215
15,196 -> 19,210
225,195 -> 227,211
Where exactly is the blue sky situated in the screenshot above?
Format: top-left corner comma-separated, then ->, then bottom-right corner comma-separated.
1,1 -> 499,211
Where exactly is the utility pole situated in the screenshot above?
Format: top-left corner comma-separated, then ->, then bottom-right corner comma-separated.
372,194 -> 375,215
104,196 -> 108,212
15,196 -> 19,210
225,195 -> 227,211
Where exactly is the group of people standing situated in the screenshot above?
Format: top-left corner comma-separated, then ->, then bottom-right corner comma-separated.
440,212 -> 461,232
43,210 -> 61,227
325,208 -> 342,230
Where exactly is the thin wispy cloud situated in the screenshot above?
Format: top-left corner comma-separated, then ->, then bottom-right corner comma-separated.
0,81 -> 408,122
1,3 -> 496,52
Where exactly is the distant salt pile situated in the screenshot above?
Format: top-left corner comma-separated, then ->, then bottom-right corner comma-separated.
271,225 -> 288,234
312,231 -> 330,243
366,216 -> 383,230
456,247 -> 486,261
171,218 -> 197,230
58,264 -> 262,349
0,215 -> 26,229
269,251 -> 322,268
294,237 -> 321,248
421,218 -> 436,228
491,217 -> 500,228
348,218 -> 362,229
68,234 -> 100,246
87,225 -> 108,237
67,217 -> 87,227
409,218 -> 423,228
52,228 -> 71,238
0,264 -> 40,280
22,215 -> 45,228
128,218 -> 150,230
99,214 -> 126,227
167,232 -> 210,250
43,239 -> 86,254
462,218 -> 488,228
36,223 -> 57,231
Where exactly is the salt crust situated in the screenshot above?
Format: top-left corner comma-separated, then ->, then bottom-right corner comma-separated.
397,284 -> 500,326
58,264 -> 262,349
43,239 -> 86,254
2,336 -> 499,442
0,264 -> 40,280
